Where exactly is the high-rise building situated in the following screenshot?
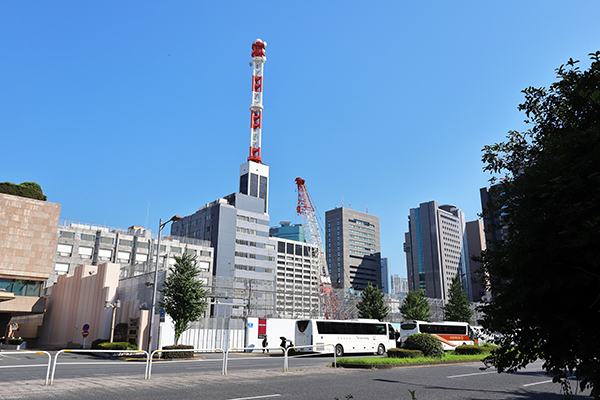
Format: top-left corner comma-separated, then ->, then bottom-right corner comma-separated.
404,201 -> 472,301
465,220 -> 491,302
272,237 -> 320,318
325,207 -> 381,291
391,274 -> 408,295
269,221 -> 306,242
380,258 -> 391,294
171,192 -> 277,317
480,186 -> 509,246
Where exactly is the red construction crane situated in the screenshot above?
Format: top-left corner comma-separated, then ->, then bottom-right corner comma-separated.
295,177 -> 347,319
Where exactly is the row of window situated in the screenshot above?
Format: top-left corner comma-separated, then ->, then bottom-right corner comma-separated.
0,279 -> 42,297
234,264 -> 275,273
235,251 -> 275,262
348,228 -> 375,238
236,227 -> 257,235
237,215 -> 258,223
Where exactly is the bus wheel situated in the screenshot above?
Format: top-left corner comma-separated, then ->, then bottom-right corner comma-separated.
377,344 -> 385,355
335,344 -> 344,357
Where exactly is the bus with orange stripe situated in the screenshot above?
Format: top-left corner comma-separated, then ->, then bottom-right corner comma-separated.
398,320 -> 478,350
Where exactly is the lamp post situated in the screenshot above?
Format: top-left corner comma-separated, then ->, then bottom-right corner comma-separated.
147,215 -> 181,352
105,299 -> 121,342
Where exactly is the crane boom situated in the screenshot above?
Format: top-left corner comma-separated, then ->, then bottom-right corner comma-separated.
295,177 -> 347,319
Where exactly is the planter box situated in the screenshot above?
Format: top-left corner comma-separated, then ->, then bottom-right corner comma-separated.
1,342 -> 26,350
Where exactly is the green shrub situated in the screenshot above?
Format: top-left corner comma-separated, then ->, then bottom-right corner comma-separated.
162,344 -> 194,359
455,344 -> 498,355
403,333 -> 444,359
8,338 -> 24,345
387,348 -> 423,358
97,342 -> 138,351
91,338 -> 109,349
0,182 -> 46,201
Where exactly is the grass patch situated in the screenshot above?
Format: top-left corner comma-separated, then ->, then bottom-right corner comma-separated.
337,352 -> 486,365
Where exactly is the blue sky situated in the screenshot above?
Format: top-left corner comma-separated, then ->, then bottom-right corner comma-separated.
2,1 -> 599,279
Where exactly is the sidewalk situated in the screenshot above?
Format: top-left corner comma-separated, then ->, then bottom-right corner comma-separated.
0,364 -> 340,400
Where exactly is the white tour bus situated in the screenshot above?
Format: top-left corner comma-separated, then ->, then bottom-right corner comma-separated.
399,320 -> 478,350
294,319 -> 398,357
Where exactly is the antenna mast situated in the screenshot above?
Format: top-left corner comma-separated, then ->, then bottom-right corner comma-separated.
248,39 -> 266,163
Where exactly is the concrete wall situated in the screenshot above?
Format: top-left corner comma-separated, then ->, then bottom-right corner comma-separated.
39,262 -> 150,348
0,193 -> 61,282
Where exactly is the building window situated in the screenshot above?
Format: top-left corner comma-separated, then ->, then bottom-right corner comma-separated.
78,246 -> 93,259
57,244 -> 73,256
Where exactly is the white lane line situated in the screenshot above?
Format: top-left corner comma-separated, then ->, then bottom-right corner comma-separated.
0,364 -> 48,369
523,379 -> 554,387
447,371 -> 496,378
226,395 -> 281,400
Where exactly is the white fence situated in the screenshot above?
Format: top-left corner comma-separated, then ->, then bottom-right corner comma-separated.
159,316 -> 246,350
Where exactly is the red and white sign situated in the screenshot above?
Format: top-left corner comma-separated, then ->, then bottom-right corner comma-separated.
82,330 -> 89,338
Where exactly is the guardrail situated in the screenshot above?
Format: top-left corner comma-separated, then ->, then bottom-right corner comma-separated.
3,345 -> 336,386
50,349 -> 149,384
0,350 -> 52,385
147,348 -> 225,379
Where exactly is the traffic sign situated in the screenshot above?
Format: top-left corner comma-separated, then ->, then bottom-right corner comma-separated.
83,324 -> 90,330
82,330 -> 89,338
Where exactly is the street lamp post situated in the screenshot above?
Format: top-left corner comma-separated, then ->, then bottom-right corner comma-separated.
147,215 -> 181,352
105,299 -> 121,342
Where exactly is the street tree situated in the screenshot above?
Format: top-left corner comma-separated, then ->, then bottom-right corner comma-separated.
443,274 -> 473,322
399,289 -> 431,321
159,253 -> 208,345
356,283 -> 388,321
479,52 -> 600,398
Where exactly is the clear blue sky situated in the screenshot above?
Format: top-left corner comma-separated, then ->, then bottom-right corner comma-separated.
2,1 -> 599,279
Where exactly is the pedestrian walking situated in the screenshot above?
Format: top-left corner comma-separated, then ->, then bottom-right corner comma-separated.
262,335 -> 269,353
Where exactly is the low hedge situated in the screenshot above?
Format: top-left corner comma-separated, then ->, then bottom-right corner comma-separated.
162,345 -> 194,359
97,342 -> 138,351
454,344 -> 498,355
91,338 -> 109,349
387,348 -> 423,359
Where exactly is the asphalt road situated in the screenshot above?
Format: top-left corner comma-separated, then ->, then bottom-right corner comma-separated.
0,352 -> 592,400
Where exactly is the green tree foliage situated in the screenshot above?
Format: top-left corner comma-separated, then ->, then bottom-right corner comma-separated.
479,52 -> 600,398
0,181 -> 46,201
443,274 -> 473,322
399,289 -> 431,322
159,253 -> 208,345
356,283 -> 388,321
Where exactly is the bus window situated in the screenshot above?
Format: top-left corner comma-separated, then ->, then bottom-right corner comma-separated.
297,320 -> 309,333
400,322 -> 417,330
375,324 -> 386,335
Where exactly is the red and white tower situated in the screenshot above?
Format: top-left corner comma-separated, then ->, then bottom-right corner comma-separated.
239,39 -> 269,213
248,39 -> 266,163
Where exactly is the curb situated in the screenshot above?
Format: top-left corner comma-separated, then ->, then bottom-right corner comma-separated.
336,359 -> 484,370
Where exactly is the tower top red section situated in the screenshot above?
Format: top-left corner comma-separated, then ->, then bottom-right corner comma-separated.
251,39 -> 266,58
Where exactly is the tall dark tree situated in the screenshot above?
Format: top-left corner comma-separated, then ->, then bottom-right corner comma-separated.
443,274 -> 473,322
399,289 -> 431,322
479,52 -> 600,398
159,253 -> 208,344
356,283 -> 388,321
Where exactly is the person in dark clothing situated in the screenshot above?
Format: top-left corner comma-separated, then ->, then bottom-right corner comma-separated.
262,335 -> 269,353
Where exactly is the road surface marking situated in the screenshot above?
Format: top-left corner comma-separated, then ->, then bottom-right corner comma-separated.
226,395 -> 281,400
0,364 -> 48,369
447,371 -> 496,378
523,379 -> 553,387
